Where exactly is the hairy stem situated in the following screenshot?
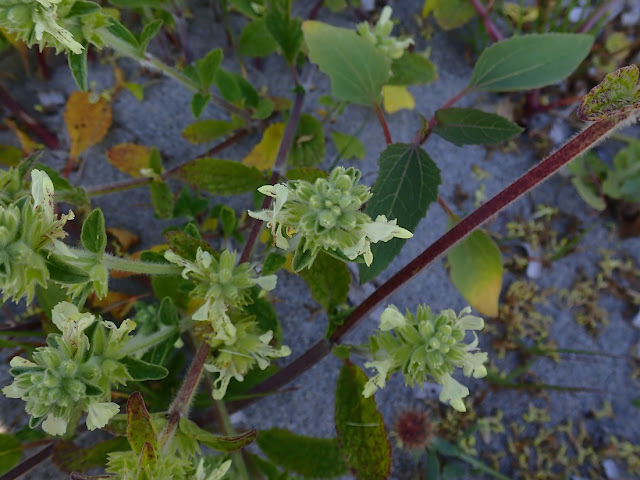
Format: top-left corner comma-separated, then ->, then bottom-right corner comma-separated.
374,102 -> 392,145
469,0 -> 504,42
0,443 -> 55,480
86,128 -> 249,197
159,341 -> 211,447
101,255 -> 181,275
241,113 -> 630,407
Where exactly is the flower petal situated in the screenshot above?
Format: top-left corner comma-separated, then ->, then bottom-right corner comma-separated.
86,402 -> 120,430
42,414 -> 68,436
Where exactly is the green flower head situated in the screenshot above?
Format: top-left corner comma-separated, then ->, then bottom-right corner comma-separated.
0,169 -> 74,303
364,305 -> 488,412
2,302 -> 138,435
356,6 -> 414,59
248,166 -> 412,271
164,248 -> 277,344
204,319 -> 291,399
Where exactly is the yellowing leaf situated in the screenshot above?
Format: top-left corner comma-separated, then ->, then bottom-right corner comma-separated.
106,143 -> 151,177
447,229 -> 502,317
243,123 -> 285,170
382,85 -> 415,114
6,119 -> 37,154
64,91 -> 112,159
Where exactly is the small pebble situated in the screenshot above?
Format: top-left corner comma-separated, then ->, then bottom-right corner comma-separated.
602,459 -> 620,479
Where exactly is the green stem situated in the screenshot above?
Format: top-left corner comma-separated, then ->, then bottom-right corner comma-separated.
119,325 -> 180,357
143,52 -> 200,91
101,254 -> 182,275
50,245 -> 181,276
215,400 -> 250,480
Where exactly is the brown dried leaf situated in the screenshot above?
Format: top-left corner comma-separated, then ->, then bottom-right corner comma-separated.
106,143 -> 151,177
64,91 -> 112,159
89,290 -> 137,320
5,118 -> 37,154
106,227 -> 140,252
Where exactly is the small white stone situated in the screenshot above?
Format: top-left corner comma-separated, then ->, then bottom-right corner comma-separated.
602,459 -> 620,479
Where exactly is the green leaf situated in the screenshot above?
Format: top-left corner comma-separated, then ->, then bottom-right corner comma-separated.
121,356 -> 169,381
632,397 -> 640,409
108,0 -> 163,6
335,361 -> 391,480
288,114 -> 326,167
35,283 -> 68,320
214,69 -> 259,107
176,158 -> 267,195
149,147 -> 162,175
126,392 -> 157,455
447,228 -> 502,317
196,48 -> 223,91
253,98 -> 275,120
433,108 -> 523,146
45,254 -> 91,284
182,119 -> 238,144
432,437 -> 512,480
52,437 -> 129,474
0,145 -> 23,167
331,131 -> 365,160
292,237 -> 315,272
179,418 -> 256,452
429,0 -> 475,30
139,19 -> 163,52
81,208 -> 107,254
67,1 -> 101,16
256,429 -> 348,478
469,33 -> 593,92
0,434 -> 21,475
150,181 -> 174,219
571,178 -> 606,210
578,64 -> 640,121
388,53 -> 438,86
425,448 -> 440,480
263,252 -> 287,275
68,49 -> 88,91
299,251 -> 350,312
105,18 -> 141,56
303,21 -> 391,105
219,205 -> 237,237
173,187 -> 209,219
152,274 -> 191,310
164,229 -> 213,262
191,93 -> 211,118
239,19 -> 278,57
359,143 -> 441,283
265,0 -> 303,64
244,288 -> 282,343
286,167 -> 327,182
